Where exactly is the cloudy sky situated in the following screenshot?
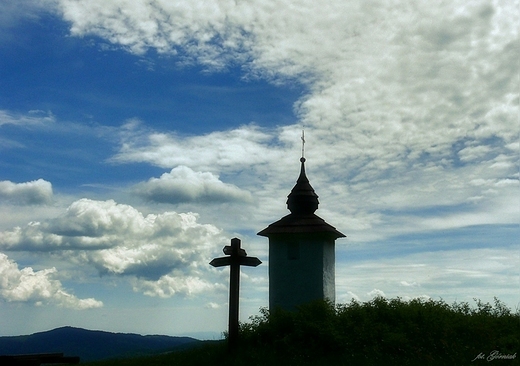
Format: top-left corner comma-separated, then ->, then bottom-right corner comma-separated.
0,0 -> 518,338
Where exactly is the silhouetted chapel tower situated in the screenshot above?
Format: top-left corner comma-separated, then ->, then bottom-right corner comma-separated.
258,152 -> 345,311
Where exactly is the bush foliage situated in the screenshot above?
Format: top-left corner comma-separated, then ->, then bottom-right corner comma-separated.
85,297 -> 519,366
237,297 -> 519,365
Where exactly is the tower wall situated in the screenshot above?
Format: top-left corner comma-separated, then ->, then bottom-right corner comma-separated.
268,233 -> 335,311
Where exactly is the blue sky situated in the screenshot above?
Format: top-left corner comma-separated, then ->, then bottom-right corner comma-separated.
0,0 -> 518,338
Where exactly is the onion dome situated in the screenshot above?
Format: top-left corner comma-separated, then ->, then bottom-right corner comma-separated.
286,157 -> 319,215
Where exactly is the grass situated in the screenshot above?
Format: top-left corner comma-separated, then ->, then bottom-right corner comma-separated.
83,297 -> 520,365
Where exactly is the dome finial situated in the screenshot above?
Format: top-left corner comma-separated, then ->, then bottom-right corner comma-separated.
287,130 -> 318,215
301,129 -> 305,160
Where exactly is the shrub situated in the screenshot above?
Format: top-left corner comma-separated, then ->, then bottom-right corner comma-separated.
237,297 -> 520,365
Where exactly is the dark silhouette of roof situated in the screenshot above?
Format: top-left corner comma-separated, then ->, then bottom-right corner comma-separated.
287,157 -> 319,215
258,157 -> 345,239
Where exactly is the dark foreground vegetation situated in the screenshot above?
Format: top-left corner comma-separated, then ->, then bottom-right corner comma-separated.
84,297 -> 519,365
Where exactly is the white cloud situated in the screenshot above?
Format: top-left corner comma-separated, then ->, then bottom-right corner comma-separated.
336,247 -> 519,308
134,166 -> 252,204
0,252 -> 102,309
112,123 -> 281,172
400,281 -> 419,288
0,198 -> 228,297
205,301 -> 221,309
0,109 -> 55,126
458,145 -> 493,162
337,291 -> 361,303
0,199 -> 150,251
0,179 -> 53,205
48,198 -> 152,239
132,274 -> 225,298
367,289 -> 386,299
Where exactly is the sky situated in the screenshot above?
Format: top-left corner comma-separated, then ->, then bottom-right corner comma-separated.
0,0 -> 518,339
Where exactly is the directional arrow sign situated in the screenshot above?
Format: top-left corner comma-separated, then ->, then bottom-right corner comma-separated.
209,257 -> 232,267
238,256 -> 262,267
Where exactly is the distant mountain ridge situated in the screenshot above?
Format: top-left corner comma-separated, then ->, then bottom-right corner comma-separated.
0,326 -> 199,362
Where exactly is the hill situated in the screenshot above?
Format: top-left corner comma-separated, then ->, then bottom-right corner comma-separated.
0,326 -> 199,362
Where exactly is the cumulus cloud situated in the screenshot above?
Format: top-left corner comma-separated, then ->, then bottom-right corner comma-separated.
0,179 -> 53,205
112,123 -> 281,172
0,252 -> 103,309
134,166 -> 252,204
0,199 -> 148,251
132,274 -> 225,298
0,198 -> 227,297
48,198 -> 151,239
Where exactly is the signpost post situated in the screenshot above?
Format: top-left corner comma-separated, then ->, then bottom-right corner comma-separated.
210,238 -> 261,351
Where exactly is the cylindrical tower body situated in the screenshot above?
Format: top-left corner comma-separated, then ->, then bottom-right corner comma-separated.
268,233 -> 335,310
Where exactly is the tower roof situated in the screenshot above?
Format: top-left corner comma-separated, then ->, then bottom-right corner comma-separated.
286,157 -> 319,215
258,157 -> 345,239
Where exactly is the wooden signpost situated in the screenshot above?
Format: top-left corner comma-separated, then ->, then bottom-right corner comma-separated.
210,238 -> 261,351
